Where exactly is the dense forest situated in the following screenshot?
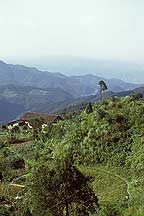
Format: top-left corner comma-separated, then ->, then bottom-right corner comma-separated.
0,93 -> 144,215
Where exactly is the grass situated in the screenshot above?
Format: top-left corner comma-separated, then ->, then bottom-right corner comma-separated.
79,165 -> 131,205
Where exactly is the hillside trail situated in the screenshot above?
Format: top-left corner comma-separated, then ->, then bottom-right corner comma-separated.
97,168 -> 128,184
10,173 -> 32,188
96,167 -> 131,198
10,183 -> 25,188
11,140 -> 33,147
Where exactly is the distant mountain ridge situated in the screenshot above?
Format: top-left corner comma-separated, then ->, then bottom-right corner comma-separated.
0,84 -> 144,123
0,60 -> 143,98
0,59 -> 144,122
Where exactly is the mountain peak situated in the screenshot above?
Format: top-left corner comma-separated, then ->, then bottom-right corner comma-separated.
0,60 -> 7,65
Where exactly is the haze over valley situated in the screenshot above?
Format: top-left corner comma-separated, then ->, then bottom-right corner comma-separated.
4,56 -> 144,84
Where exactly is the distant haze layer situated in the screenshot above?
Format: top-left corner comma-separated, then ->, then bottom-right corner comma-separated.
1,0 -> 144,63
2,56 -> 144,84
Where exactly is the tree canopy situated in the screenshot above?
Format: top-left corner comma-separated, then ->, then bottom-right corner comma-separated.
98,80 -> 108,99
30,159 -> 99,216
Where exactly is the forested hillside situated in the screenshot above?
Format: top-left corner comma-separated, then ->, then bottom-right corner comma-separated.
0,84 -> 73,122
0,82 -> 144,123
0,94 -> 144,215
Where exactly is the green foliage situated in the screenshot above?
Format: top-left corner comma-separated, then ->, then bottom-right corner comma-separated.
97,203 -> 123,216
30,159 -> 99,216
1,95 -> 144,215
131,92 -> 143,100
85,102 -> 93,114
29,117 -> 44,129
31,95 -> 143,167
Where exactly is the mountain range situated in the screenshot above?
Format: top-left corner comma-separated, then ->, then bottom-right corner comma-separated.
14,56 -> 144,83
0,60 -> 143,122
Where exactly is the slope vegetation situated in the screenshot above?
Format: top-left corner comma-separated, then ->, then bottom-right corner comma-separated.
1,95 -> 144,215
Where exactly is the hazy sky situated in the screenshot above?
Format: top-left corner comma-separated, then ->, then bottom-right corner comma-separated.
0,0 -> 144,63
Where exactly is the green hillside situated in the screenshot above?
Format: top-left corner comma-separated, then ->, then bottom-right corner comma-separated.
0,84 -> 74,122
0,95 -> 144,215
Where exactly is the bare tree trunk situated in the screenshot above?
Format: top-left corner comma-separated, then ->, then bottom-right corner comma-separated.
100,89 -> 103,100
65,201 -> 69,216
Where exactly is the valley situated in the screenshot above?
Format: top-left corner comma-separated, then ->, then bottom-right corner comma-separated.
0,60 -> 144,123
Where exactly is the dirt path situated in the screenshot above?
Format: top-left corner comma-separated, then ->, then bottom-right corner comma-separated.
10,183 -> 25,188
11,140 -> 33,147
10,173 -> 32,188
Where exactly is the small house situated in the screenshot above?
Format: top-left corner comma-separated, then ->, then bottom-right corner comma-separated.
19,112 -> 62,124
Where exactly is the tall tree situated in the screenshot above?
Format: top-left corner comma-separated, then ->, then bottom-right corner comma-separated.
98,80 -> 108,100
85,102 -> 93,114
30,159 -> 99,215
